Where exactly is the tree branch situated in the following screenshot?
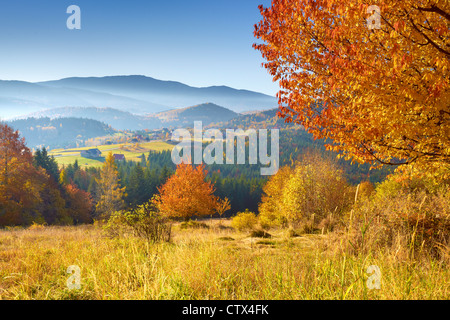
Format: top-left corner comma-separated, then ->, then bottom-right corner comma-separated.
416,5 -> 450,21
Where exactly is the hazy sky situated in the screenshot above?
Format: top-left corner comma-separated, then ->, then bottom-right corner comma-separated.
0,0 -> 279,96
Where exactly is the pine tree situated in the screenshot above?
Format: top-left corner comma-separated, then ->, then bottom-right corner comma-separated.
87,177 -> 99,202
33,147 -> 59,183
127,163 -> 147,206
73,159 -> 79,172
160,165 -> 172,185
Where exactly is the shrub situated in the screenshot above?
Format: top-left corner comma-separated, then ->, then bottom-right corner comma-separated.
250,229 -> 272,238
28,221 -> 46,231
356,181 -> 375,201
342,172 -> 450,260
258,166 -> 292,229
231,210 -> 258,231
286,228 -> 300,238
180,220 -> 209,230
281,152 -> 353,230
103,211 -> 128,238
296,220 -> 321,235
258,151 -> 354,232
104,201 -> 172,243
283,165 -> 350,223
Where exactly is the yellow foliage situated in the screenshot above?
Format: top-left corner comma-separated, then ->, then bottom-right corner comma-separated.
258,166 -> 292,229
259,152 -> 353,230
231,210 -> 258,231
95,152 -> 126,220
28,221 -> 46,231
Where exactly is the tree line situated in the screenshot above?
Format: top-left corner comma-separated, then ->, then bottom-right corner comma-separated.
1,121 -> 393,227
0,123 -> 265,226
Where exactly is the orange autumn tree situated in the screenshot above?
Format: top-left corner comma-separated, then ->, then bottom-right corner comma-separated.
254,0 -> 449,175
65,184 -> 94,224
0,123 -> 43,225
153,163 -> 219,221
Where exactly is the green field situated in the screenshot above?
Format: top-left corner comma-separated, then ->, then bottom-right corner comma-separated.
49,141 -> 174,168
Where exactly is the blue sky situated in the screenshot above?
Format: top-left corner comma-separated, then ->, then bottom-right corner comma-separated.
0,0 -> 279,96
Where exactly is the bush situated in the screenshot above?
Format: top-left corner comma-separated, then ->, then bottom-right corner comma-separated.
104,202 -> 172,243
180,220 -> 209,230
356,181 -> 375,201
297,221 -> 321,235
231,210 -> 258,231
258,166 -> 292,229
286,228 -> 300,238
259,212 -> 288,230
259,152 -> 353,232
28,221 -> 46,231
282,156 -> 353,227
342,173 -> 450,260
250,229 -> 272,238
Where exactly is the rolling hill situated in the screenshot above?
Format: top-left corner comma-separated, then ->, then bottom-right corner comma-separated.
0,80 -> 167,119
207,108 -> 302,130
6,117 -> 116,150
14,103 -> 242,131
16,107 -> 161,131
150,103 -> 238,127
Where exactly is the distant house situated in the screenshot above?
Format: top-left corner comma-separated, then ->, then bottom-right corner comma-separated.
80,148 -> 102,158
113,154 -> 126,162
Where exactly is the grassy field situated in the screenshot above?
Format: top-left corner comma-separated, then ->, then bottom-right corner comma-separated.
0,219 -> 448,300
49,141 -> 174,168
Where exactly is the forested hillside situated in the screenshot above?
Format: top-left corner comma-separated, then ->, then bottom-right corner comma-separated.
6,117 -> 116,149
18,107 -> 161,131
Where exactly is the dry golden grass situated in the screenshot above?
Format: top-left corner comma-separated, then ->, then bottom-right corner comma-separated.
0,219 -> 449,300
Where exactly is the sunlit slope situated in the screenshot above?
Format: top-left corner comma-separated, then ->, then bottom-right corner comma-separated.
49,141 -> 174,168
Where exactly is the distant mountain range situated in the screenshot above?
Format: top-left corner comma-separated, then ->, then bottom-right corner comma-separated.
0,75 -> 277,119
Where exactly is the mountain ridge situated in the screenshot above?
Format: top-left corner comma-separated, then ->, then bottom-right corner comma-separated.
37,75 -> 277,112
0,75 -> 277,119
